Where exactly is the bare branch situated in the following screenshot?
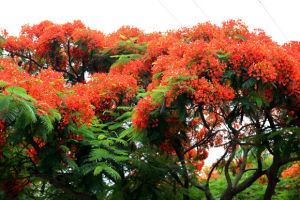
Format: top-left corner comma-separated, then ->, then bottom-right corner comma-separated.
224,144 -> 236,189
233,148 -> 249,187
199,105 -> 210,129
184,129 -> 225,155
11,51 -> 44,68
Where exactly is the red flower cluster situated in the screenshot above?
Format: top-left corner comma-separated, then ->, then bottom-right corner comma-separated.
281,162 -> 300,178
0,58 -> 138,126
110,59 -> 150,85
131,20 -> 300,141
0,178 -> 30,198
105,26 -> 143,49
0,19 -> 299,180
184,148 -> 208,172
1,20 -> 108,75
25,138 -> 45,164
87,73 -> 138,121
132,96 -> 159,129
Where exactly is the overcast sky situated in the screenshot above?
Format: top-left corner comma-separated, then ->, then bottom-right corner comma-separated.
1,0 -> 299,44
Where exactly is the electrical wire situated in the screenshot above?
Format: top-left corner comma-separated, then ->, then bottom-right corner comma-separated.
191,0 -> 210,20
257,0 -> 288,40
157,0 -> 182,26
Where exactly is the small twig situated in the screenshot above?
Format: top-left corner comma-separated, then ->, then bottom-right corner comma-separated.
224,143 -> 236,189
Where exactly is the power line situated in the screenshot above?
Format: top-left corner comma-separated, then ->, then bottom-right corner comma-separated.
191,0 -> 210,21
257,0 -> 288,40
157,0 -> 182,26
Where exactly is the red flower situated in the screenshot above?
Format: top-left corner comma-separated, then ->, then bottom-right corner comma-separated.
281,162 -> 300,178
132,96 -> 158,129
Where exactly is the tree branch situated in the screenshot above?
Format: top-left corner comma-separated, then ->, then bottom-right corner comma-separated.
34,173 -> 96,200
199,105 -> 210,129
224,144 -> 236,189
11,51 -> 44,68
280,156 -> 300,165
233,148 -> 249,187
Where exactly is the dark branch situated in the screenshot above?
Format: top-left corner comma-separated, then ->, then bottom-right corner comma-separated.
224,144 -> 236,189
12,51 -> 44,68
233,148 -> 249,187
34,173 -> 96,200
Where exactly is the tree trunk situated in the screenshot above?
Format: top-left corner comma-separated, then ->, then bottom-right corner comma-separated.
173,142 -> 190,200
263,164 -> 280,200
220,188 -> 234,200
205,189 -> 215,200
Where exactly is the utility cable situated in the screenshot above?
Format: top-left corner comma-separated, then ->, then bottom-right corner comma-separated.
157,0 -> 182,26
191,0 -> 210,20
257,0 -> 288,40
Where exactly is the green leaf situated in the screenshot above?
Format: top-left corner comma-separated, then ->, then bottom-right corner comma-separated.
112,149 -> 128,156
94,163 -> 105,176
98,134 -> 106,140
255,97 -> 263,108
110,138 -> 128,145
182,85 -> 195,92
60,145 -> 70,152
108,122 -> 125,130
0,96 -> 37,127
38,114 -> 54,134
93,163 -> 121,180
119,126 -> 134,139
102,166 -> 121,180
65,156 -> 78,169
48,108 -> 61,122
267,127 -> 300,139
3,107 -> 19,123
89,149 -> 111,161
153,71 -> 163,79
0,95 -> 11,115
111,54 -> 143,67
6,86 -> 36,102
222,70 -> 236,79
115,111 -> 132,121
14,102 -> 37,128
81,163 -> 96,175
168,75 -> 191,84
136,91 -> 149,98
0,81 -> 8,87
135,42 -> 147,53
19,100 -> 37,123
76,124 -> 95,139
152,85 -> 171,94
6,86 -> 26,93
116,106 -> 132,111
242,78 -> 256,89
216,52 -> 230,59
236,34 -> 247,41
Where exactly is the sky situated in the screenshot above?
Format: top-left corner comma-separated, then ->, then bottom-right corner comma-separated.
0,0 -> 299,44
0,0 -> 298,164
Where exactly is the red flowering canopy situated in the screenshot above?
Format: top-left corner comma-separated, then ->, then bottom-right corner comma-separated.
0,20 -> 299,200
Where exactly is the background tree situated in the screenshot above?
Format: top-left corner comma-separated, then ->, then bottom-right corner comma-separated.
1,20 -> 148,83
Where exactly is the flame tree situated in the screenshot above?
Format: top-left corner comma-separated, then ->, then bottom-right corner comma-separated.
0,20 -> 299,200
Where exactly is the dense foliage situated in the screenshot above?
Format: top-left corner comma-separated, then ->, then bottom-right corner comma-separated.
0,20 -> 299,200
